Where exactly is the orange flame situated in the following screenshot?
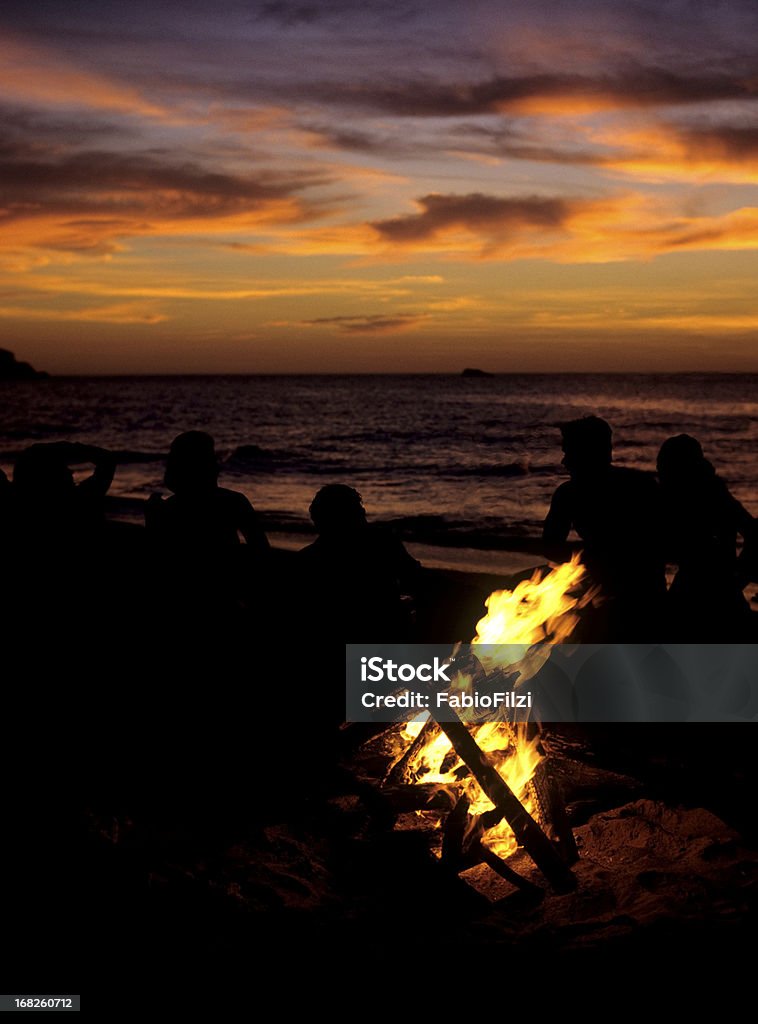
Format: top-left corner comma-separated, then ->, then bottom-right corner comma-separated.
391,556 -> 589,860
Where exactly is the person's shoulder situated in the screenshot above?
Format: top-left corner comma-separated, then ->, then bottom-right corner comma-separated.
365,523 -> 400,547
710,473 -> 741,509
550,480 -> 575,503
298,536 -> 322,556
297,538 -> 326,565
366,525 -> 419,561
217,487 -> 254,508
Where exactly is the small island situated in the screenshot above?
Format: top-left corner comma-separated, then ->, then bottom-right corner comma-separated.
461,367 -> 494,378
0,349 -> 48,380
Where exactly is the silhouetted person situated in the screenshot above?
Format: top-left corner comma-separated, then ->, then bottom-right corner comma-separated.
298,484 -> 421,643
7,442 -> 116,630
0,467 -> 13,575
0,466 -> 11,528
145,431 -> 270,624
543,416 -> 665,640
146,431 -> 269,552
12,441 -> 115,541
657,434 -> 755,640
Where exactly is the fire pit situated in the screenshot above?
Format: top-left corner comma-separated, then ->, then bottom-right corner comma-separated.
358,556 -> 597,896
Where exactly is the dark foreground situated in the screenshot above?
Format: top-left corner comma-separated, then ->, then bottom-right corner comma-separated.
2,524 -> 758,991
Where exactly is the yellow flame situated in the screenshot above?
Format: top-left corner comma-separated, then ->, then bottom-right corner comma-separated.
472,553 -> 587,678
393,556 -> 588,861
396,719 -> 543,858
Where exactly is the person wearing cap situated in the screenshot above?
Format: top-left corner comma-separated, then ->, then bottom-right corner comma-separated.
543,415 -> 666,640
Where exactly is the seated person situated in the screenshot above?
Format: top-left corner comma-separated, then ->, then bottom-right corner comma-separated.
146,431 -> 269,556
9,441 -> 116,627
145,431 -> 270,622
12,441 -> 115,545
298,484 -> 421,642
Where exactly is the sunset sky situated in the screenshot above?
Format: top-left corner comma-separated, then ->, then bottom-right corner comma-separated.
1,0 -> 757,373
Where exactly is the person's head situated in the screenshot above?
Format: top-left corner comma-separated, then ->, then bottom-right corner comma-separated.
309,484 -> 367,537
164,431 -> 219,495
657,434 -> 713,486
559,416 -> 613,478
13,444 -> 75,505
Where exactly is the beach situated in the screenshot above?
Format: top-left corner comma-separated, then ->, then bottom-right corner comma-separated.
3,374 -> 758,575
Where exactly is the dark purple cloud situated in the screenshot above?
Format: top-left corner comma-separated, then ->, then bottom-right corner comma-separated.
305,66 -> 758,118
0,135 -> 331,251
373,192 -> 573,242
676,123 -> 758,158
303,313 -> 421,332
2,2 -> 756,110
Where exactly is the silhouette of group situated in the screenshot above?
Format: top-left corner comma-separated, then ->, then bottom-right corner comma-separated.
543,416 -> 756,641
0,420 -> 754,644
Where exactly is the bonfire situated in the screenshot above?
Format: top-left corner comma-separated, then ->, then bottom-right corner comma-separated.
382,554 -> 594,890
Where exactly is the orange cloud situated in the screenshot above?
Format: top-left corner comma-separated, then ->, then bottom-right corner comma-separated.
221,190 -> 758,264
3,273 -> 445,302
598,123 -> 758,183
0,35 -> 166,117
519,307 -> 758,333
0,139 -> 332,261
360,192 -> 758,263
0,302 -> 166,324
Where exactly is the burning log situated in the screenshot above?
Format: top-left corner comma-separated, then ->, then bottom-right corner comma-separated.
365,557 -> 589,897
441,792 -> 474,869
530,755 -> 579,864
476,845 -> 542,895
384,718 -> 440,786
381,782 -> 459,813
441,794 -> 541,895
430,711 -> 576,892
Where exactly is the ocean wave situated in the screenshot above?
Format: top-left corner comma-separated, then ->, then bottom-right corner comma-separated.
448,460 -> 562,477
0,446 -> 167,464
453,460 -> 530,477
113,449 -> 167,464
0,424 -> 80,440
379,513 -> 543,548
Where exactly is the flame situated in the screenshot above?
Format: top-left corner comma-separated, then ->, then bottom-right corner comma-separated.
472,552 -> 588,679
396,718 -> 542,858
391,556 -> 589,861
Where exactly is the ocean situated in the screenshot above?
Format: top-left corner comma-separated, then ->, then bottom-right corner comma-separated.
2,373 -> 758,573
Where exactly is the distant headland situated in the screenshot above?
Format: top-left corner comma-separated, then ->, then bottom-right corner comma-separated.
0,349 -> 48,380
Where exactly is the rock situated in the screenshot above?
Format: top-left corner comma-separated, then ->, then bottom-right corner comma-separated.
461,367 -> 493,377
0,349 -> 48,379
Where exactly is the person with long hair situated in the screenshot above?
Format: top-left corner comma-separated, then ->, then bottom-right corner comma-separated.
657,434 -> 755,640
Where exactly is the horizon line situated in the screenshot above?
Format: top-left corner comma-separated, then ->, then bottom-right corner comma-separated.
15,368 -> 758,379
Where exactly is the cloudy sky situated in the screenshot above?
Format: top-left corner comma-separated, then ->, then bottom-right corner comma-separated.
1,0 -> 757,372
